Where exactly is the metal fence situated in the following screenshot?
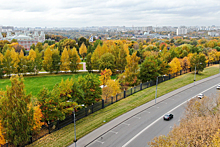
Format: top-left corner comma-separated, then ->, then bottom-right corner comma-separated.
2,61 -> 219,147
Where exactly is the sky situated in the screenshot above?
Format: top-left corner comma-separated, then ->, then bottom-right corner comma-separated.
0,0 -> 220,28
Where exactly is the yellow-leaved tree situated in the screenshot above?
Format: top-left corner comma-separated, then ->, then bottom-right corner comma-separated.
99,68 -> 112,86
169,57 -> 182,74
102,79 -> 121,100
10,48 -> 20,74
79,43 -> 87,61
32,105 -> 44,134
43,47 -> 53,73
60,47 -> 70,72
0,120 -> 5,145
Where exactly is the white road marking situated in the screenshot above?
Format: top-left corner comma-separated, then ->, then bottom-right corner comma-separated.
122,83 -> 220,147
134,116 -> 141,119
96,140 -> 104,144
152,106 -> 159,108
122,123 -> 130,126
109,130 -> 118,134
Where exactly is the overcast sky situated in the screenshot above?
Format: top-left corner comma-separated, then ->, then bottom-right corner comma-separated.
0,0 -> 220,28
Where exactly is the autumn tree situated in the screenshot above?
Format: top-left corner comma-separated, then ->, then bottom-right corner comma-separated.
169,57 -> 182,74
18,50 -> 27,75
99,68 -> 112,86
115,45 -> 127,73
60,47 -> 70,72
26,49 -> 36,74
0,75 -> 34,146
32,105 -> 44,134
3,49 -> 12,77
69,47 -> 81,73
139,56 -> 161,82
78,73 -> 102,106
122,51 -> 140,85
36,42 -> 43,52
86,53 -> 92,72
52,48 -> 60,73
35,48 -> 42,75
43,47 -> 53,73
181,56 -> 190,71
79,43 -> 87,61
91,49 -> 100,70
99,53 -> 115,73
190,53 -> 206,74
0,53 -> 4,78
102,80 -> 121,100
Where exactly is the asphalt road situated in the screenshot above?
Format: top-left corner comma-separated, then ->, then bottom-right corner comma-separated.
87,76 -> 220,147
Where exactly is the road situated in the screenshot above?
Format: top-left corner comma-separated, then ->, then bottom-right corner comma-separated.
87,76 -> 220,147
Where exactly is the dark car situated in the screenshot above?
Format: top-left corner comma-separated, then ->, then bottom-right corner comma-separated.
217,85 -> 220,90
163,114 -> 173,120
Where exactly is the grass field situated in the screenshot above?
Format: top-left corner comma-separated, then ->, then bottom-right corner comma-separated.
27,65 -> 220,147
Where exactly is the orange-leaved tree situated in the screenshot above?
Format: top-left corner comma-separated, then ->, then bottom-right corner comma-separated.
79,43 -> 87,61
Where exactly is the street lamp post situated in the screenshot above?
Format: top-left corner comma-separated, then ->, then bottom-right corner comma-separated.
73,104 -> 84,147
194,64 -> 196,86
155,76 -> 159,103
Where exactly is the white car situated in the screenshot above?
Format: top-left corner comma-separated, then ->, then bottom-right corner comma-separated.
197,93 -> 204,99
217,85 -> 220,90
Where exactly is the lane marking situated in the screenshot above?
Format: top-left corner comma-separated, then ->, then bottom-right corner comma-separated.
109,130 -> 118,134
122,123 -> 130,126
133,116 -> 141,119
152,106 -> 159,108
96,140 -> 104,144
122,83 -> 220,147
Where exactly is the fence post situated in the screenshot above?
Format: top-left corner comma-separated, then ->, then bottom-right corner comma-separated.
85,107 -> 88,116
124,89 -> 126,98
131,87 -> 132,95
180,70 -> 182,75
134,86 -> 136,93
111,96 -> 113,104
57,119 -> 60,130
29,132 -> 33,144
116,94 -> 118,102
140,82 -> 142,90
48,122 -> 51,134
169,74 -> 171,79
102,99 -> 104,109
92,104 -> 94,113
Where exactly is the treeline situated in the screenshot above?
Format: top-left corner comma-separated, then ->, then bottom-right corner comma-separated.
149,95 -> 220,146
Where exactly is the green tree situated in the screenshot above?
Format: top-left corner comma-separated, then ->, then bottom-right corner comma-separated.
139,56 -> 161,82
0,53 -> 4,78
69,47 -> 81,73
0,75 -> 34,146
78,73 -> 102,106
30,43 -> 36,50
35,48 -> 42,75
36,42 -> 43,52
91,50 -> 100,70
86,53 -> 92,73
116,45 -> 127,73
190,53 -> 206,74
18,50 -> 27,75
99,53 -> 115,73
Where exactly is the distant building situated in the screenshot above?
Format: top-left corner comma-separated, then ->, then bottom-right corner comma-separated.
208,32 -> 219,37
176,28 -> 187,35
1,26 -> 14,32
0,31 -> 45,50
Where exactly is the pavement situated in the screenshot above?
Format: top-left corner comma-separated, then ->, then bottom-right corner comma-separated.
71,73 -> 220,147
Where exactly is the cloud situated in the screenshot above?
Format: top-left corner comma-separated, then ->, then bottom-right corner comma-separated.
0,0 -> 220,27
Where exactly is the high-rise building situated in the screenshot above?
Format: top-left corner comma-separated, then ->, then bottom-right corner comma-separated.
176,28 -> 187,35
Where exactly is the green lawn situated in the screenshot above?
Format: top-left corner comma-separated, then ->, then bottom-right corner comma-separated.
0,72 -> 98,96
27,65 -> 220,147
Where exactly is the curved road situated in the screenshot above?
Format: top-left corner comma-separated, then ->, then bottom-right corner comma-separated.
75,74 -> 220,147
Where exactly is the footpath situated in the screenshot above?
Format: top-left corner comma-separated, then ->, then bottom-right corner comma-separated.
71,73 -> 220,147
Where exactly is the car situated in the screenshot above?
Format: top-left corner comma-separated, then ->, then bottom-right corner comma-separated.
163,114 -> 173,120
197,93 -> 204,99
217,85 -> 220,90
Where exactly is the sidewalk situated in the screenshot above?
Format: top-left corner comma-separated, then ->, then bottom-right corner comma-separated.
72,73 -> 220,147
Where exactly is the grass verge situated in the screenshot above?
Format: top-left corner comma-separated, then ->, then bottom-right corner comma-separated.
27,65 -> 219,147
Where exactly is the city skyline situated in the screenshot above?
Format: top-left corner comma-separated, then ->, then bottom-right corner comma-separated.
1,0 -> 220,28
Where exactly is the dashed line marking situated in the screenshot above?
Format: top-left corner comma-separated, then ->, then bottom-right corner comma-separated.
96,140 -> 104,144
122,123 -> 130,126
109,130 -> 118,134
